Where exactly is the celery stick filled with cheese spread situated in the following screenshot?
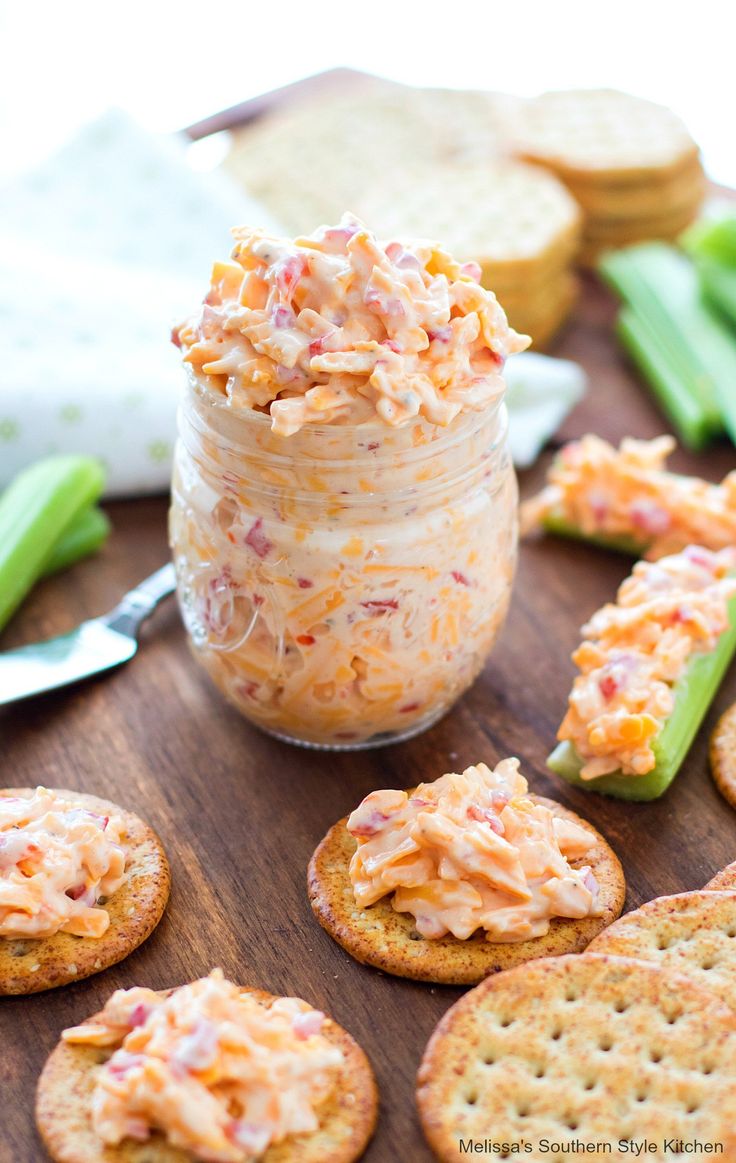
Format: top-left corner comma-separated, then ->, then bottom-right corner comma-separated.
548,546 -> 736,800
170,215 -> 528,748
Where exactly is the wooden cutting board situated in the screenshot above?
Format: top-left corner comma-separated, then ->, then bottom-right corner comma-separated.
2,75 -> 736,1163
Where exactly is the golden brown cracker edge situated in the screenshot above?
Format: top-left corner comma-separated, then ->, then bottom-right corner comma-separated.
36,987 -> 378,1163
710,701 -> 736,811
416,952 -> 736,1162
705,861 -> 736,891
307,793 -> 625,986
0,788 -> 170,996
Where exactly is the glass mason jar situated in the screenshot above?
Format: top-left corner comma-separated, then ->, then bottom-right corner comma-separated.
170,369 -> 518,749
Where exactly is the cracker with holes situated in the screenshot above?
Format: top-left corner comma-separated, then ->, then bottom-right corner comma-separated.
513,89 -> 700,183
308,759 -> 624,985
0,787 -> 169,995
36,970 -> 378,1163
705,861 -> 736,891
587,890 -> 736,1009
710,701 -> 736,810
416,953 -> 736,1161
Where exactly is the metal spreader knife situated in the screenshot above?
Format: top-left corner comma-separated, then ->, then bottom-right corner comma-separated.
0,564 -> 176,706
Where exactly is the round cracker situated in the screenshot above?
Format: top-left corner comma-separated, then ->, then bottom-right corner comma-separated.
705,861 -> 736,891
307,793 -> 625,986
566,156 -> 705,218
416,952 -> 736,1161
36,986 -> 378,1163
710,701 -> 736,809
514,88 -> 699,183
581,196 -> 702,242
587,889 -> 736,1010
0,788 -> 170,995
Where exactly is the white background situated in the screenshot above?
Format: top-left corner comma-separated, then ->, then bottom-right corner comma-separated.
1,0 -> 733,184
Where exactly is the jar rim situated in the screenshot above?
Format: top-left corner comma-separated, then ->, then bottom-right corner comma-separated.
183,366 -> 506,470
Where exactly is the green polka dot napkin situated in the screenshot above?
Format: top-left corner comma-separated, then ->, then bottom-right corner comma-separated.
0,109 -> 281,497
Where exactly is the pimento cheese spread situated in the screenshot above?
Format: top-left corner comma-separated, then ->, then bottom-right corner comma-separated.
62,970 -> 343,1162
0,788 -> 127,939
347,759 -> 601,942
560,546 -> 736,779
521,434 -> 736,560
174,214 -> 528,436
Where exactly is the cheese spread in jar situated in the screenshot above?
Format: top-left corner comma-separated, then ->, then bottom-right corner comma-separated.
171,217 -> 527,748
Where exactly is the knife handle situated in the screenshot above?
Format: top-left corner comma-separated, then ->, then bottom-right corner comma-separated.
103,563 -> 177,639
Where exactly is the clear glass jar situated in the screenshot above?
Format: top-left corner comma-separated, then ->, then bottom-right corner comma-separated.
170,370 -> 518,749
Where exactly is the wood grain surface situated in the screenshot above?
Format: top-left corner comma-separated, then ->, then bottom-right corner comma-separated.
2,272 -> 736,1163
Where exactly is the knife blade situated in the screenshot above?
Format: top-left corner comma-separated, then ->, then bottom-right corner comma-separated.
0,563 -> 176,706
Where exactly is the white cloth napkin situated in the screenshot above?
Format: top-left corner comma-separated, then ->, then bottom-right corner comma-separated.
504,351 -> 586,468
0,111 -> 585,495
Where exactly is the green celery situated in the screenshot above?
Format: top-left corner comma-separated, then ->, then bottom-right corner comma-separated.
547,592 -> 736,801
541,511 -> 648,557
682,216 -> 736,266
0,456 -> 105,632
698,258 -> 736,331
616,308 -> 715,450
600,243 -> 736,443
43,505 -> 111,576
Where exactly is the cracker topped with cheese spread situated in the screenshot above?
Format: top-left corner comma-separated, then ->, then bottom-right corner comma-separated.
308,759 -> 624,984
0,787 -> 169,995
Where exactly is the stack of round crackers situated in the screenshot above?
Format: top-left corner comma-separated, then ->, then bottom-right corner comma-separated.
224,79 -> 582,348
513,89 -> 706,266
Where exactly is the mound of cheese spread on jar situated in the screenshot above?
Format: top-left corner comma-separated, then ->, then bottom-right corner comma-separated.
63,969 -> 343,1162
175,214 -> 529,436
521,433 -> 736,560
560,546 -> 736,779
0,788 -> 127,939
347,759 -> 601,942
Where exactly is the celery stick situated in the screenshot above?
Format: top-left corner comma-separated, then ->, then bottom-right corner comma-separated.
547,592 -> 736,801
682,216 -> 736,266
541,511 -> 649,558
0,456 -> 105,632
43,505 -> 111,576
616,308 -> 714,450
698,258 -> 736,330
601,244 -> 736,445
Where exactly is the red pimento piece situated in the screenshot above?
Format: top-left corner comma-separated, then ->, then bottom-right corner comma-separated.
275,254 -> 307,297
684,547 -> 715,571
629,500 -> 671,536
467,804 -> 505,834
350,810 -> 391,836
361,599 -> 399,613
244,518 -> 273,559
272,305 -> 295,329
366,441 -> 380,451
170,326 -> 182,349
598,674 -> 620,701
384,339 -> 401,353
399,702 -> 420,714
427,326 -> 452,344
296,634 -> 316,646
297,577 -> 314,589
65,883 -> 88,901
451,571 -> 471,586
460,260 -> 482,283
129,1003 -> 151,1028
